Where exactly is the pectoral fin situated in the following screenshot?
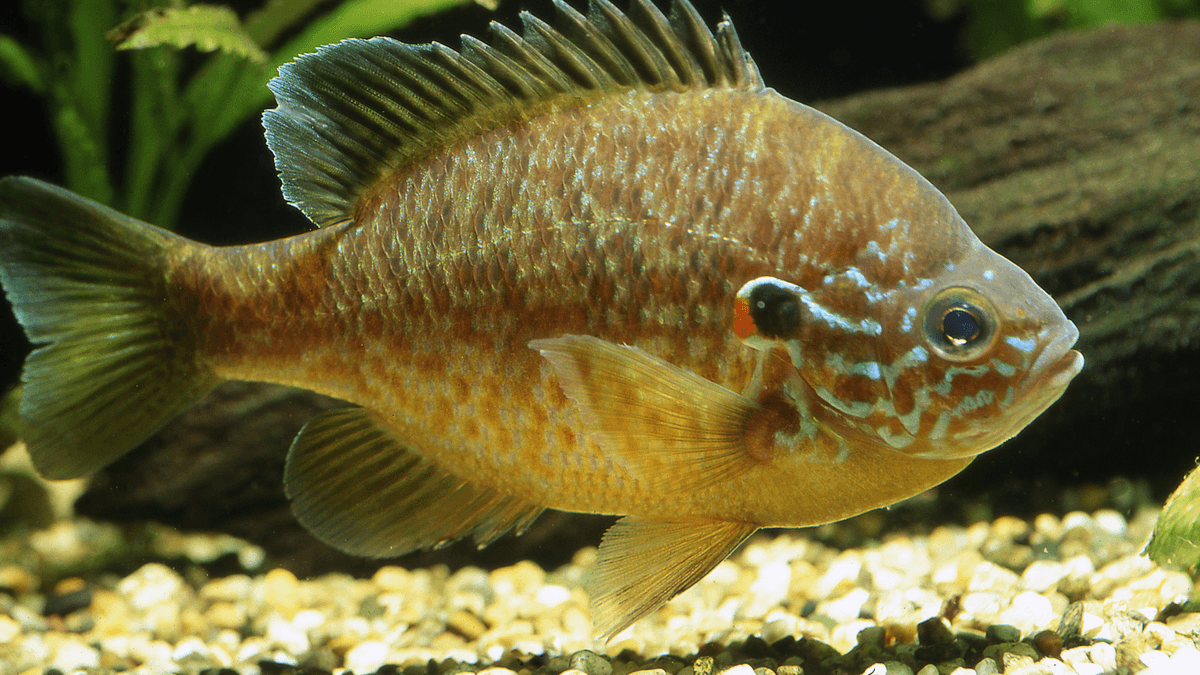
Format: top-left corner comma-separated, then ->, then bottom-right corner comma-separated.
285,407 -> 543,558
530,335 -> 765,491
588,516 -> 758,639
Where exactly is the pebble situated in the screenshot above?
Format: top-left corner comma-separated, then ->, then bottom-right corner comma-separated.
973,657 -> 999,675
572,649 -> 614,675
0,503 -> 1192,675
983,624 -> 1020,643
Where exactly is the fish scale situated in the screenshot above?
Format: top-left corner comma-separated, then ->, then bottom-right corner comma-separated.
0,0 -> 1081,638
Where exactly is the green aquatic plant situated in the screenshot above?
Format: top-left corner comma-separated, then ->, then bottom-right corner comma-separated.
0,0 -> 488,230
0,0 -> 489,451
1146,463 -> 1200,571
927,0 -> 1200,58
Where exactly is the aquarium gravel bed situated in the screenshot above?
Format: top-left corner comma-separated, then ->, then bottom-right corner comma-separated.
1,506 -> 1198,675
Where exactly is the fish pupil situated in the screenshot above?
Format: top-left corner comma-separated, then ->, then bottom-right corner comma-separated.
942,307 -> 980,345
749,283 -> 802,339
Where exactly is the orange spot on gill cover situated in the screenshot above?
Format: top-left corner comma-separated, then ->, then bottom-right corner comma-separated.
733,296 -> 756,339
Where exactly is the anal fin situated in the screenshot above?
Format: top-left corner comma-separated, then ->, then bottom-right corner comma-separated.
285,407 -> 543,558
588,516 -> 757,639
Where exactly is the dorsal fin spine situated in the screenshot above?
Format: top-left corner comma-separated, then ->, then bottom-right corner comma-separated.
520,13 -> 609,91
672,0 -> 726,85
716,13 -> 762,88
627,0 -> 702,88
552,0 -> 640,87
263,0 -> 765,228
461,34 -> 542,100
491,22 -> 577,95
588,0 -> 675,88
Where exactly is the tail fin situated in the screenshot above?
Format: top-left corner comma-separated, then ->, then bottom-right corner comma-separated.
0,177 -> 219,479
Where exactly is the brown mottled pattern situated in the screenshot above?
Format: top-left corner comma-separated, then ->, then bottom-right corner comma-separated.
165,87 -> 1033,526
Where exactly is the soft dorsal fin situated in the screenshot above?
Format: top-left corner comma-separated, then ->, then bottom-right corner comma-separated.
262,0 -> 763,228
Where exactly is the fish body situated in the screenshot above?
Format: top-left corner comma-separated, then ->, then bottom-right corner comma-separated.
0,0 -> 1082,637
185,89 -> 977,522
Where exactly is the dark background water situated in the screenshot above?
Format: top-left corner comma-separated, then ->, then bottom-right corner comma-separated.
0,0 -> 1193,525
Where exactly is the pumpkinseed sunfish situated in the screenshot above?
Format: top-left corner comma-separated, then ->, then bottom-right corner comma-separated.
0,0 -> 1082,637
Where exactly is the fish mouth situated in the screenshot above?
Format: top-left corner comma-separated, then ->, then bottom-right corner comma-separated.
1027,319 -> 1084,394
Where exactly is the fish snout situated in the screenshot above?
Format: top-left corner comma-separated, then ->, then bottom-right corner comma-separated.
1028,317 -> 1084,391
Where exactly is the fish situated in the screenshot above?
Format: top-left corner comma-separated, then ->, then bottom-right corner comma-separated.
0,0 -> 1082,638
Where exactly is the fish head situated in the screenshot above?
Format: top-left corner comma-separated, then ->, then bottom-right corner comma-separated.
734,240 -> 1083,461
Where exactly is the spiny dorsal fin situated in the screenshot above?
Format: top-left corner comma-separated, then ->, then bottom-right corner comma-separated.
263,0 -> 763,228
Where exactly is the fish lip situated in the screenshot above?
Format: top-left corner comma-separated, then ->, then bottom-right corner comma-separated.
1027,319 -> 1084,391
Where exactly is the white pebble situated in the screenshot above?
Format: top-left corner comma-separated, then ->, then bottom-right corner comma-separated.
171,636 -> 212,665
293,608 -> 327,632
116,563 -> 189,610
129,638 -> 174,671
1140,650 -> 1171,669
1059,646 -> 1091,666
1089,643 -> 1117,671
50,638 -> 99,670
266,615 -> 310,655
1089,554 -> 1153,598
201,574 -> 253,602
345,640 -> 389,673
744,559 -> 791,617
1060,511 -> 1094,532
830,619 -> 876,654
967,562 -> 1021,593
820,588 -> 872,624
1167,644 -> 1200,670
234,636 -> 270,665
1021,561 -> 1068,592
1080,611 -> 1106,637
814,553 -> 866,598
534,584 -> 572,608
1032,514 -> 1062,542
998,591 -> 1054,634
0,615 -> 20,644
1092,510 -> 1127,536
974,658 -> 999,675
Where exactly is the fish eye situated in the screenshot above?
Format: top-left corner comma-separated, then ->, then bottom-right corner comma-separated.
923,287 -> 998,361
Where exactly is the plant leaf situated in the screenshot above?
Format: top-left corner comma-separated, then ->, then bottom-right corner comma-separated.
1146,463 -> 1200,570
0,35 -> 44,93
181,0 -> 476,174
242,0 -> 330,48
274,0 -> 469,60
109,5 -> 267,65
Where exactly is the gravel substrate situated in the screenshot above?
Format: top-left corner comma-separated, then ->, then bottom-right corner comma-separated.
1,502 -> 1198,675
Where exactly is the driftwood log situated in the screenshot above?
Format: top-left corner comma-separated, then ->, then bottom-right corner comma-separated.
75,22 -> 1200,575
